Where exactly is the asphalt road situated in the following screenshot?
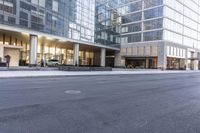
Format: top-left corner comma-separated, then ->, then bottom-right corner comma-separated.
0,73 -> 200,133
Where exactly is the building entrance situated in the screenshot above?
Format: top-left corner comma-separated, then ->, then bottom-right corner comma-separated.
125,57 -> 157,69
167,57 -> 185,70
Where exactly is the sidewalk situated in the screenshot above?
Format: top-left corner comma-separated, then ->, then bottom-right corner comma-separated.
0,69 -> 199,78
0,66 -> 58,71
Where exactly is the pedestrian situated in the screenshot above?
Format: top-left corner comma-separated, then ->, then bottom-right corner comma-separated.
5,55 -> 11,69
41,59 -> 44,67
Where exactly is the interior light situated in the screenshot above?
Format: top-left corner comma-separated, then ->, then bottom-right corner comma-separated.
21,32 -> 29,36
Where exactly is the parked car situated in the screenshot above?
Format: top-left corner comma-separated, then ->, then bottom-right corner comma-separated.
46,59 -> 60,67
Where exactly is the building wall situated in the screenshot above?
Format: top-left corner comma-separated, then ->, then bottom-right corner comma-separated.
116,0 -> 200,69
118,0 -> 165,68
163,0 -> 200,69
119,0 -> 163,44
0,0 -> 95,43
0,0 -> 200,69
163,0 -> 200,50
121,42 -> 159,57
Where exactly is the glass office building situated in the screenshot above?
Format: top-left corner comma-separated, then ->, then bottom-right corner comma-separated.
95,0 -> 121,47
118,0 -> 200,70
0,0 -> 200,70
0,0 -> 118,67
164,0 -> 200,70
0,0 -> 96,42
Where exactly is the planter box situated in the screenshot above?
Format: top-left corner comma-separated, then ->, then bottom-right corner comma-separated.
59,66 -> 112,71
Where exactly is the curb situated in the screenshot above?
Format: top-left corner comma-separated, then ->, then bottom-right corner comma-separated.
0,71 -> 199,79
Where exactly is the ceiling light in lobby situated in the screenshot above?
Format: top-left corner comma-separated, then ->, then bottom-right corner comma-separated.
21,32 -> 29,36
46,37 -> 54,41
59,39 -> 68,42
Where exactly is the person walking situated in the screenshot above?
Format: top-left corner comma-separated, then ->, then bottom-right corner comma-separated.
5,55 -> 11,69
41,59 -> 44,67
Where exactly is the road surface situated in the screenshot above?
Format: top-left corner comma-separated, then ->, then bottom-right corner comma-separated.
0,73 -> 200,133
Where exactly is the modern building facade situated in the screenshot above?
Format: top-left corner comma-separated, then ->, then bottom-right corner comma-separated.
0,0 -> 119,67
117,0 -> 200,70
0,0 -> 200,70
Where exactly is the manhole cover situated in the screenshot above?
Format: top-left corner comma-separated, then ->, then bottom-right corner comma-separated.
64,90 -> 81,94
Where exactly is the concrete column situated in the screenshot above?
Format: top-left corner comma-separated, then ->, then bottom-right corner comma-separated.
65,48 -> 68,65
41,44 -> 45,66
146,58 -> 149,69
157,43 -> 167,70
100,48 -> 106,67
194,60 -> 199,70
73,44 -> 79,66
0,46 -> 4,62
185,49 -> 190,70
121,57 -> 126,67
185,60 -> 191,70
114,51 -> 122,67
29,35 -> 38,66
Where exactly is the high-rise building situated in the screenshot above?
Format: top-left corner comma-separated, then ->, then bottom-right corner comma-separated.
0,0 -> 200,70
0,0 -> 118,67
117,0 -> 200,70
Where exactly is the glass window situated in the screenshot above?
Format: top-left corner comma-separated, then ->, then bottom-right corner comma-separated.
20,11 -> 28,20
122,12 -> 142,23
144,0 -> 163,8
128,1 -> 142,12
8,16 -> 15,24
20,19 -> 28,27
0,14 -> 4,22
122,33 -> 141,43
39,0 -> 45,8
52,0 -> 58,12
31,0 -> 38,5
143,18 -> 163,30
164,18 -> 183,34
164,30 -> 183,44
128,33 -> 141,42
20,1 -> 30,11
2,0 -> 16,14
121,36 -> 128,43
122,22 -> 141,33
119,1 -> 142,15
144,7 -> 163,19
144,30 -> 163,41
164,6 -> 183,23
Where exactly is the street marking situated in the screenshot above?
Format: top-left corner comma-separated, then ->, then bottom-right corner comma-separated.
64,90 -> 81,94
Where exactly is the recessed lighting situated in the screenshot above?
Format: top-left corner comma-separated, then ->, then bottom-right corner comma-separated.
59,39 -> 67,42
21,32 -> 29,36
46,37 -> 54,40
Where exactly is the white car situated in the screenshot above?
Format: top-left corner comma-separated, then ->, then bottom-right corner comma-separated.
46,59 -> 60,67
